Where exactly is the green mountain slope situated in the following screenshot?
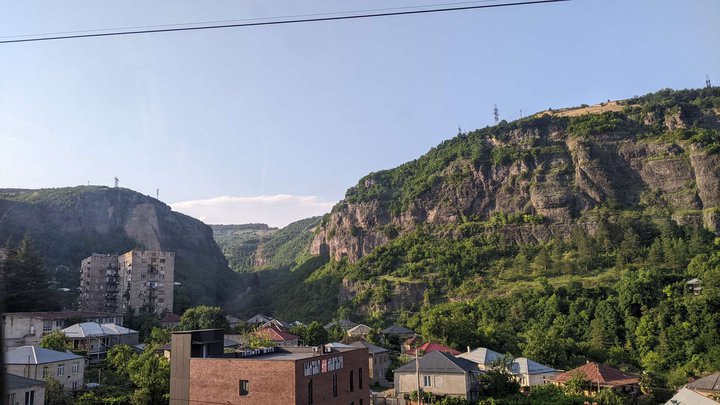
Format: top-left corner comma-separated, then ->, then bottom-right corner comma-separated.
233,87 -> 720,385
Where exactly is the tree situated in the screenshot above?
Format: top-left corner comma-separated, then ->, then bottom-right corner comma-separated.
40,330 -> 72,352
127,349 -> 170,404
0,237 -> 54,312
145,327 -> 172,345
178,306 -> 228,331
303,321 -> 329,346
45,376 -> 70,405
479,355 -> 521,398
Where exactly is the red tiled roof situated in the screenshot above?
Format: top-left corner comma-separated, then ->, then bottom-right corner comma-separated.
255,324 -> 298,342
550,362 -> 639,387
406,342 -> 460,357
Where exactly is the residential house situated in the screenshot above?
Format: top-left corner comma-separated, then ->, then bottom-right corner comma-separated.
6,374 -> 45,405
324,319 -> 358,332
380,324 -> 416,341
350,341 -> 391,386
511,357 -> 559,387
62,322 -> 139,360
684,372 -> 720,400
169,329 -> 370,405
394,350 -> 481,401
549,362 -> 639,396
665,387 -> 719,405
687,278 -> 703,295
456,347 -> 504,370
5,346 -> 85,391
401,336 -> 423,354
254,324 -> 299,346
261,318 -> 293,331
2,311 -> 124,349
246,314 -> 273,325
347,324 -> 372,339
405,342 -> 461,357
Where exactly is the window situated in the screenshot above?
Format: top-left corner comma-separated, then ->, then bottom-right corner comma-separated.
239,380 -> 249,396
350,370 -> 354,392
307,379 -> 313,404
359,367 -> 363,389
72,362 -> 79,374
360,400 -> 363,405
423,375 -> 431,387
8,393 -> 15,404
332,374 -> 337,397
25,390 -> 34,405
42,367 -> 48,378
57,364 -> 65,376
43,321 -> 52,331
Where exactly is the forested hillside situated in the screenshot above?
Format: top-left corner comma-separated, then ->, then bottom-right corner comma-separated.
224,87 -> 720,387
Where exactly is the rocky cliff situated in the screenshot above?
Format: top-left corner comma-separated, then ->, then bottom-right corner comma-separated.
0,186 -> 238,311
312,88 -> 720,263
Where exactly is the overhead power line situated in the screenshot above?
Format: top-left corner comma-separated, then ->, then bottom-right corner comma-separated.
0,0 -> 569,45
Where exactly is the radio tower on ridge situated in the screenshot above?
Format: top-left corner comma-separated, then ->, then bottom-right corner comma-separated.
493,104 -> 500,124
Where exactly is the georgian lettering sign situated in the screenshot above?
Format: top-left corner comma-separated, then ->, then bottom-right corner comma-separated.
304,355 -> 344,376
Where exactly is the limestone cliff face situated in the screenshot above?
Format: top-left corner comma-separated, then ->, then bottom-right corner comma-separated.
312,99 -> 720,263
0,186 -> 236,308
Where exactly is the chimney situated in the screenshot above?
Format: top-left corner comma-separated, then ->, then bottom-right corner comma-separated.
467,346 -> 471,353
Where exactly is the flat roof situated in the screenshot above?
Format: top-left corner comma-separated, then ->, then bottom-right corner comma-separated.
196,346 -> 367,362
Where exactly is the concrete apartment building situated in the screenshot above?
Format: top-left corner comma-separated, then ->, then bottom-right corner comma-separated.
79,250 -> 174,314
6,346 -> 85,391
170,329 -> 370,405
2,311 -> 124,349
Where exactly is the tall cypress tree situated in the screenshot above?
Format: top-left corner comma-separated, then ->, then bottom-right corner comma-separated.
0,237 -> 53,312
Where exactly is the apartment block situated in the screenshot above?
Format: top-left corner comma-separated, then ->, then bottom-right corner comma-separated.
78,250 -> 174,314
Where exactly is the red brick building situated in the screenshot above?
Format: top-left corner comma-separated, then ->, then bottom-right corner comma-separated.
170,329 -> 370,405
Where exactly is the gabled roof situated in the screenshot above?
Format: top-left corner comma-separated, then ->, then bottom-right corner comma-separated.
6,374 -> 45,390
665,387 -> 719,405
686,372 -> 720,393
350,340 -> 389,354
6,346 -> 83,364
226,315 -> 241,324
62,322 -> 136,338
381,324 -> 415,335
406,342 -> 460,357
101,323 -> 137,335
511,357 -> 557,375
255,324 -> 298,342
550,362 -> 639,387
687,278 -> 703,285
326,342 -> 354,349
457,347 -> 503,366
247,314 -> 273,324
347,324 -> 372,335
396,350 -> 480,374
291,321 -> 305,327
262,319 -> 293,330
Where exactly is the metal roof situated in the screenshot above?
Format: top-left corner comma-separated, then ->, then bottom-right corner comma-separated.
381,324 -> 415,335
511,357 -> 557,375
62,322 -> 137,338
6,373 -> 45,390
456,347 -> 503,365
396,350 -> 480,374
6,346 -> 83,364
665,387 -> 719,405
350,340 -> 389,354
686,372 -> 720,393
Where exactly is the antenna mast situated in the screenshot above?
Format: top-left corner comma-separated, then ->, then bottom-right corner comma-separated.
114,177 -> 119,188
156,189 -> 159,200
493,104 -> 500,124
706,74 -> 712,89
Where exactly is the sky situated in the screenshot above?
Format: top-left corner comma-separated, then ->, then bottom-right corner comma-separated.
0,0 -> 718,227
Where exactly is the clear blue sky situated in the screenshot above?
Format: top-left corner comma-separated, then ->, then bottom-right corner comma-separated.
1,0 -> 718,226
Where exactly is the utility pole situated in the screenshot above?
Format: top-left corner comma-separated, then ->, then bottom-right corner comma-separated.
493,104 -> 500,124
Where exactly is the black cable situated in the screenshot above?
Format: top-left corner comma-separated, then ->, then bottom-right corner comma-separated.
0,0 -> 569,45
